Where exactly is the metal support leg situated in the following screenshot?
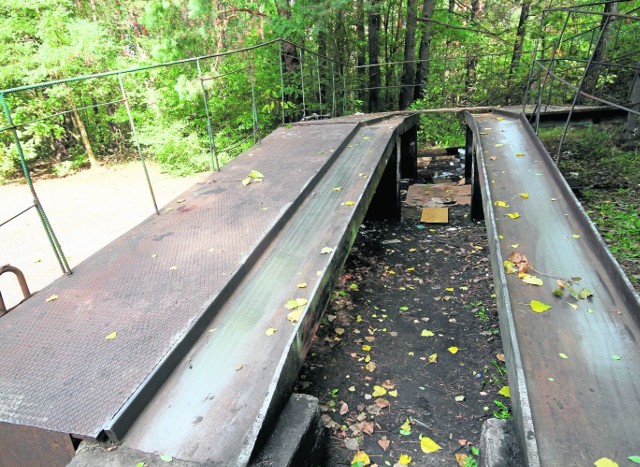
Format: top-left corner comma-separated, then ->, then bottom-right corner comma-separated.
0,264 -> 31,315
400,125 -> 418,180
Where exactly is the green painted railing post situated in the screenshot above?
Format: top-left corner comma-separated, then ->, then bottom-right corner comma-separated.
0,93 -> 71,275
197,59 -> 220,172
117,74 -> 159,215
246,51 -> 259,144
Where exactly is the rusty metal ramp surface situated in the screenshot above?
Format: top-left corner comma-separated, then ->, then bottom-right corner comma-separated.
0,112 -> 417,465
466,110 -> 640,466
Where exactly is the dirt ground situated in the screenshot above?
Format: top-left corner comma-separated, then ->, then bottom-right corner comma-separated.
296,157 -> 509,467
0,163 -> 200,309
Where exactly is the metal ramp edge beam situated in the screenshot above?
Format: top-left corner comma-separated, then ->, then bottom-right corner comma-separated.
465,109 -> 640,466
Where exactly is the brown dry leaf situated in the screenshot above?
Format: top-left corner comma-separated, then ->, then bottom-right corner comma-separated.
378,436 -> 391,452
359,420 -> 375,435
340,402 -> 349,415
455,453 -> 469,466
46,294 -> 59,302
365,361 -> 377,372
365,336 -> 376,343
382,379 -> 396,390
496,353 -> 506,362
375,398 -> 390,410
335,328 -> 345,335
457,439 -> 468,446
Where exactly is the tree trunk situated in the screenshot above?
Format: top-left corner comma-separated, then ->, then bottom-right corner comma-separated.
582,2 -> 618,97
508,0 -> 531,79
623,66 -> 640,141
414,0 -> 436,100
399,0 -> 418,110
464,0 -> 480,96
368,0 -> 381,113
70,107 -> 99,168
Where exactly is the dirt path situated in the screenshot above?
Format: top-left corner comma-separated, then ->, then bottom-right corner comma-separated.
0,163 -> 201,309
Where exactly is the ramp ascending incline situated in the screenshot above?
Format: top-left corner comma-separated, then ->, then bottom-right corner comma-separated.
0,112 -> 418,466
466,110 -> 640,466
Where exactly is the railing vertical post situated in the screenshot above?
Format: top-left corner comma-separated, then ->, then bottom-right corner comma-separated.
246,50 -> 259,144
522,10 -> 546,114
197,59 -> 220,172
0,93 -> 71,275
343,71 -> 347,115
316,54 -> 323,115
299,48 -> 306,118
117,74 -> 159,215
279,41 -> 286,125
557,14 -> 612,164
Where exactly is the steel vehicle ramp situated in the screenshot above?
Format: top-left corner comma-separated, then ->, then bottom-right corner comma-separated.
0,112 -> 418,466
465,110 -> 640,466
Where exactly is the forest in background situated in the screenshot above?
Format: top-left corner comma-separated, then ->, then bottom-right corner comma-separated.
1,0 -> 639,180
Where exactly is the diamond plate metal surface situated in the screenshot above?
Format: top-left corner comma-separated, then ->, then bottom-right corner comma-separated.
0,121 -> 358,439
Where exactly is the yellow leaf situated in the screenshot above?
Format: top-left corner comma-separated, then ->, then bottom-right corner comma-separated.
321,246 -> 333,254
372,385 -> 387,397
169,266 -> 178,271
248,169 -> 264,179
515,152 -> 525,157
506,212 -> 520,219
46,294 -> 59,302
455,453 -> 469,466
448,346 -> 459,354
428,353 -> 438,364
571,233 -> 581,239
530,300 -> 551,313
568,303 -> 578,310
503,260 -> 516,274
520,274 -> 543,286
510,244 -> 520,248
242,177 -> 251,186
494,200 -> 509,208
362,344 -> 372,351
341,201 -> 356,206
498,386 -> 511,398
559,352 -> 569,359
365,361 -> 377,372
105,331 -> 117,340
333,187 -> 342,192
420,436 -> 442,454
388,389 -> 398,397
520,193 -> 529,199
265,327 -> 277,336
176,198 -> 185,203
495,143 -> 504,148
287,308 -> 303,323
594,458 -> 619,467
496,117 -> 505,121
295,298 -> 308,307
445,287 -> 454,292
421,330 -> 435,337
351,451 -> 371,466
297,282 -> 308,288
398,454 -> 412,465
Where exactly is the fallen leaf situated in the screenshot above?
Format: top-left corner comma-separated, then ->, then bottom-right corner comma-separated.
339,402 -> 349,415
611,355 -> 621,360
388,389 -> 398,397
249,169 -> 264,179
375,398 -> 390,408
349,385 -> 356,392
495,143 -> 504,148
297,282 -> 308,288
169,266 -> 178,271
362,344 -> 372,351
321,246 -> 333,254
421,330 -> 435,337
335,328 -> 345,335
515,152 -> 525,157
578,287 -> 593,299
559,352 -> 569,359
399,419 -> 412,436
428,353 -> 438,364
46,294 -> 59,302
498,386 -> 511,398
420,435 -> 442,453
242,177 -> 251,186
160,454 -> 173,463
287,308 -> 303,323
333,187 -> 342,192
571,233 -> 581,239
105,331 -> 117,340
448,346 -> 459,354
341,201 -> 356,206
506,212 -> 520,219
628,456 -> 640,464
530,300 -> 551,313
494,200 -> 509,208
455,453 -> 469,466
510,244 -> 520,248
345,438 -> 360,451
568,303 -> 578,310
176,198 -> 185,203
594,458 -> 619,467
365,361 -> 377,372
489,156 -> 497,160
520,274 -> 543,286
503,260 -> 516,274
235,363 -> 245,371
265,327 -> 277,336
520,193 -> 529,199
496,353 -> 506,362
136,463 -> 145,467
398,454 -> 412,465
372,386 -> 387,397
455,395 -> 465,402
378,436 -> 391,452
382,380 -> 395,389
